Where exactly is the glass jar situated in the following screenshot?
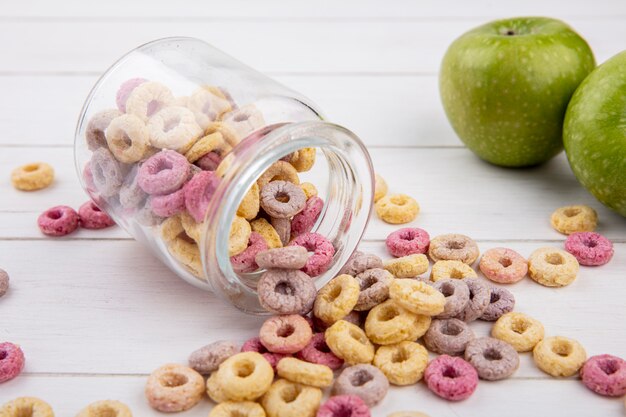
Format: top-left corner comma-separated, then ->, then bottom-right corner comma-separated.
74,37 -> 373,314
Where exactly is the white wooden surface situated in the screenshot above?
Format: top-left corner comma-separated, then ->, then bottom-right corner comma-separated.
1,1 -> 625,415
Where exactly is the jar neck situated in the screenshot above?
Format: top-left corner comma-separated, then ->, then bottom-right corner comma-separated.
202,121 -> 374,313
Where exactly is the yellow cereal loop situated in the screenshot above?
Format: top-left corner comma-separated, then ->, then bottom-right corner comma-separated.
276,357 -> 333,388
250,218 -> 283,249
216,352 -> 274,401
430,260 -> 477,281
180,211 -> 205,244
161,215 -> 204,277
209,401 -> 266,417
206,371 -> 229,403
216,152 -> 236,178
237,182 -> 261,220
364,300 -> 431,345
491,312 -> 545,352
0,397 -> 55,417
11,162 -> 54,191
257,161 -> 300,188
287,148 -> 316,172
325,320 -> 375,365
383,254 -> 429,278
76,400 -> 132,417
528,247 -> 579,287
261,379 -> 322,417
374,173 -> 388,203
550,205 -> 598,235
184,131 -> 232,163
229,216 -> 252,257
533,336 -> 587,377
389,279 -> 445,316
373,341 -> 429,385
375,194 -> 419,224
205,122 -> 240,147
313,274 -> 360,325
300,182 -> 318,199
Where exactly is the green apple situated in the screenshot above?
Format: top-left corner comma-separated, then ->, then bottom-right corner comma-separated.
440,17 -> 595,167
563,51 -> 626,217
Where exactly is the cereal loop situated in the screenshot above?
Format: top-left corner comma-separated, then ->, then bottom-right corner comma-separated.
464,337 -> 519,381
550,205 -> 598,235
0,342 -> 25,383
251,218 -> 283,249
256,246 -> 309,270
209,401 -> 266,417
216,352 -> 274,401
384,254 -> 429,278
237,183 -> 260,220
257,269 -> 316,315
300,182 -> 318,199
296,333 -> 344,370
188,87 -> 232,130
230,232 -> 268,273
479,248 -> 528,284
185,132 -> 232,163
428,234 -> 479,265
389,279 -> 445,316
76,400 -> 132,417
480,286 -> 515,322
11,162 -> 54,191
431,279 -> 470,319
240,337 -> 288,372
257,161 -> 300,188
375,194 -> 419,224
314,274 -> 360,324
148,106 -> 203,153
260,181 -> 307,219
491,312 -> 545,352
78,201 -> 115,229
332,364 -> 389,406
259,315 -> 313,354
106,114 -> 150,163
138,150 -> 191,196
206,371 -> 229,403
373,341 -> 429,386
424,355 -> 478,401
86,109 -> 122,150
188,340 -> 239,375
284,147 -> 316,172
316,395 -> 371,417
288,232 -> 335,277
125,81 -> 174,122
455,278 -> 491,322
386,228 -> 430,257
365,300 -> 431,345
565,232 -> 614,266
261,379 -> 322,417
340,251 -> 384,277
423,318 -> 475,356
38,205 -> 80,237
90,148 -> 125,197
528,247 -> 579,287
580,354 -> 626,397
276,357 -> 333,388
291,196 -> 324,237
0,397 -> 54,417
533,336 -> 587,377
325,320 -> 375,365
221,105 -> 266,143
430,260 -> 477,281
354,268 -> 393,311
144,364 -> 205,412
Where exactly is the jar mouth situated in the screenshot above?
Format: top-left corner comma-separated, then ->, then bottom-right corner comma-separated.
202,121 -> 374,314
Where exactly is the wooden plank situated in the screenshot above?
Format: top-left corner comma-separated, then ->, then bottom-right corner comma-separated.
0,19 -> 622,74
0,239 -> 623,375
1,0 -> 624,19
0,74 -> 458,148
1,375 -> 624,417
1,147 -> 623,241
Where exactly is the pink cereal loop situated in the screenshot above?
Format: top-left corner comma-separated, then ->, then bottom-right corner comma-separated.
385,228 -> 430,258
291,196 -> 324,237
183,171 -> 221,222
241,337 -> 289,371
295,332 -> 344,370
138,150 -> 191,196
116,77 -> 146,112
78,200 -> 115,229
150,188 -> 186,217
580,354 -> 626,397
37,205 -> 80,237
288,232 -> 335,277
564,232 -> 614,266
230,232 -> 269,273
424,354 -> 478,401
317,395 -> 371,417
0,342 -> 25,383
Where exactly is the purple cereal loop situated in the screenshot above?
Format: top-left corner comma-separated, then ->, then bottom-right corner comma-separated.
339,251 -> 383,276
255,246 -> 309,270
464,337 -> 519,381
455,278 -> 491,322
432,279 -> 470,319
257,270 -> 316,315
119,164 -> 147,210
288,232 -> 335,277
581,354 -> 626,397
386,228 -> 430,258
423,318 -> 475,356
480,286 -> 515,321
195,151 -> 223,171
260,180 -> 307,219
86,109 -> 122,150
353,268 -> 393,311
271,217 -> 291,246
78,200 -> 115,229
188,340 -> 239,375
90,147 -> 125,197
241,337 -> 289,371
291,196 -> 324,237
183,171 -> 221,222
0,342 -> 25,383
150,188 -> 186,217
138,150 -> 191,196
116,77 -> 146,112
424,355 -> 478,401
565,232 -> 614,266
332,364 -> 389,407
230,232 -> 269,273
38,205 -> 80,237
296,333 -> 344,370
316,395 -> 371,417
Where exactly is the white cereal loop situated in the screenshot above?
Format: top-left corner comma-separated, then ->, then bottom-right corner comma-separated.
187,86 -> 232,129
125,81 -> 175,121
105,114 -> 150,163
221,104 -> 266,144
148,106 -> 203,152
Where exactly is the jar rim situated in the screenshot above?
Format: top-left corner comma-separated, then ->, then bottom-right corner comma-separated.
202,121 -> 374,314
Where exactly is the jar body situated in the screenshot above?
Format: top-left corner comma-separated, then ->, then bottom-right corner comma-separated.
74,37 -> 374,313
